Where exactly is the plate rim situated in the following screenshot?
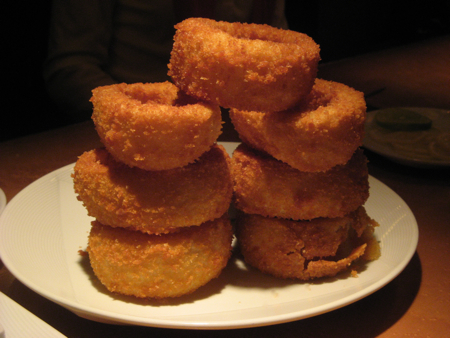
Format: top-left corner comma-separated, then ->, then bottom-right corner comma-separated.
0,142 -> 419,330
363,106 -> 450,168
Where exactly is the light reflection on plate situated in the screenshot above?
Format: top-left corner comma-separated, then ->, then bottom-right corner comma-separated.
0,142 -> 418,329
363,107 -> 450,168
0,292 -> 66,338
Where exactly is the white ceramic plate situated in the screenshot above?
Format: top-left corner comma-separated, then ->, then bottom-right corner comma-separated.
0,142 -> 418,330
363,107 -> 450,168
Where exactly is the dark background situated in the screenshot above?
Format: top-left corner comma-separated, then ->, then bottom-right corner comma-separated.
3,0 -> 449,142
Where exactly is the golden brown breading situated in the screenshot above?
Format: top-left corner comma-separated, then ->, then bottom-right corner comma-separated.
87,214 -> 233,299
231,143 -> 369,220
73,145 -> 233,234
235,207 -> 380,280
168,18 -> 320,113
230,79 -> 367,172
91,82 -> 222,171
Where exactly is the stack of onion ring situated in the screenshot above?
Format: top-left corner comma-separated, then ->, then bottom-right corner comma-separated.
91,81 -> 222,171
88,214 -> 233,299
74,16 -> 380,294
168,18 -> 320,113
230,79 -> 367,172
73,145 -> 233,235
231,143 -> 369,220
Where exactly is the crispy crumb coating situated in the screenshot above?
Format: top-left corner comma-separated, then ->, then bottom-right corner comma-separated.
87,214 -> 233,298
230,79 -> 367,172
235,207 -> 380,280
73,145 -> 233,234
91,82 -> 222,171
231,143 -> 369,220
168,18 -> 320,112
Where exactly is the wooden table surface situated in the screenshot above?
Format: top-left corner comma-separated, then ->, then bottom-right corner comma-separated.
1,35 -> 449,337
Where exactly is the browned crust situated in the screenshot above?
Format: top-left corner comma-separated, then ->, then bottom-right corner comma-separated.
73,145 -> 233,234
230,79 -> 367,172
87,214 -> 233,299
168,18 -> 320,112
231,143 -> 369,220
235,207 -> 380,280
91,81 -> 222,171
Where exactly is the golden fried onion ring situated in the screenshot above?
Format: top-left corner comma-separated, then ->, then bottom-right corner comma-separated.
231,143 -> 369,220
91,81 -> 222,171
235,207 -> 380,280
230,79 -> 367,172
73,145 -> 233,234
168,18 -> 320,112
88,214 -> 233,298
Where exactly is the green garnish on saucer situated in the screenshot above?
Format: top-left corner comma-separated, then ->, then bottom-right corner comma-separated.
375,108 -> 432,131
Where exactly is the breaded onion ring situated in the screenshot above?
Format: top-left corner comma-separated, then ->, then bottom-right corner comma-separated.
168,18 -> 320,112
87,214 -> 233,299
231,143 -> 369,220
235,207 -> 380,280
230,79 -> 367,172
73,145 -> 232,234
91,82 -> 222,171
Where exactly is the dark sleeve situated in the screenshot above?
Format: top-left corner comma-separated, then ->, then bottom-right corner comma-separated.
43,0 -> 117,122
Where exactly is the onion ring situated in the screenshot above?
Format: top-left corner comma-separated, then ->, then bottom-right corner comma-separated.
231,143 -> 369,220
87,214 -> 233,298
91,81 -> 222,171
73,145 -> 232,235
168,18 -> 320,112
235,207 -> 380,280
230,79 -> 367,172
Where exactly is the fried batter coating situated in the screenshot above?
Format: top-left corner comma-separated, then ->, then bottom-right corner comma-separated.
235,207 -> 380,280
87,214 -> 233,299
168,18 -> 320,113
91,82 -> 222,171
231,143 -> 369,220
230,79 -> 367,172
73,145 -> 232,234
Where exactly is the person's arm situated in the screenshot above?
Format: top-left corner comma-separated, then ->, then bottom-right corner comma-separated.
43,0 -> 117,122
